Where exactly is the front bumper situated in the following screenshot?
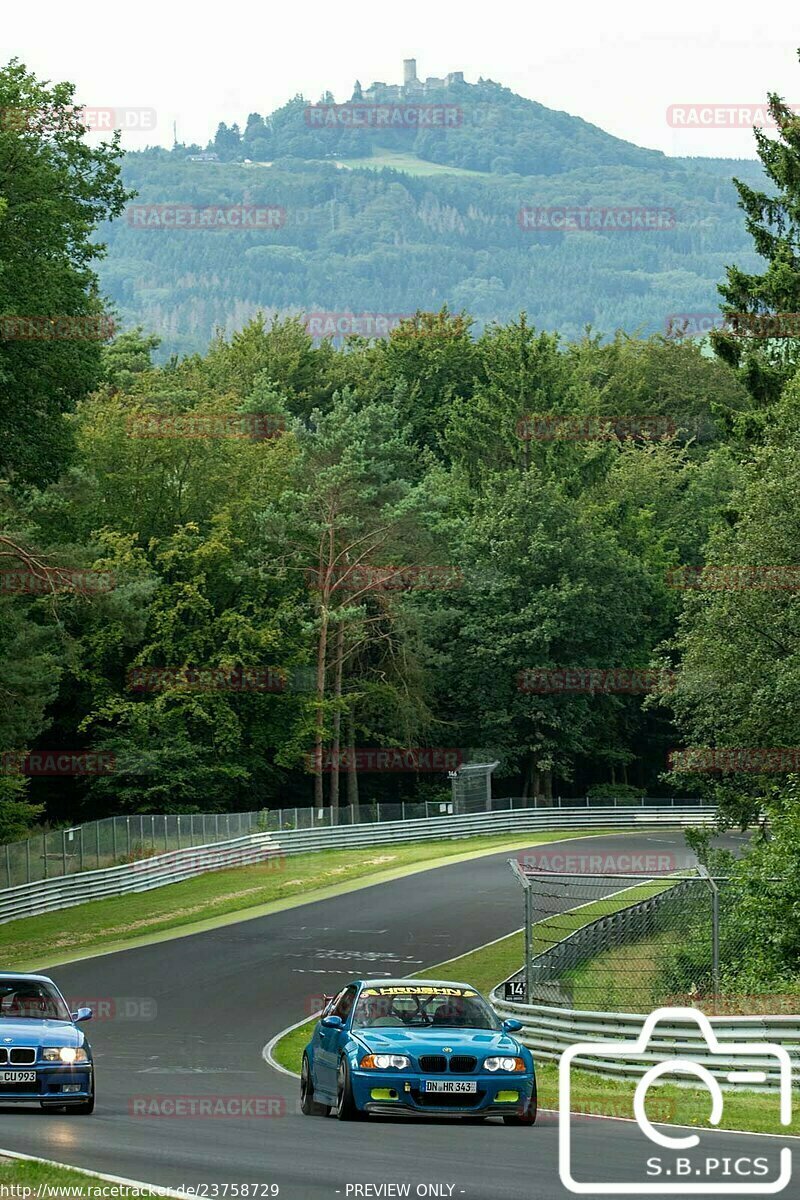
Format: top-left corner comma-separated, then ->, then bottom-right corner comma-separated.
351,1068 -> 535,1117
0,1065 -> 93,1105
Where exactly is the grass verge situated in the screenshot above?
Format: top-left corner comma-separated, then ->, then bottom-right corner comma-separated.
271,884 -> 797,1136
0,1156 -> 170,1196
1,829 -> 621,972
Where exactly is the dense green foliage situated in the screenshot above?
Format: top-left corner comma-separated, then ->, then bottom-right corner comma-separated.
4,53 -> 800,993
0,60 -> 130,486
98,77 -> 767,358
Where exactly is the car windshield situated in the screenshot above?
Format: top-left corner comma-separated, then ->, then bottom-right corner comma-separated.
352,985 -> 499,1030
0,978 -> 70,1021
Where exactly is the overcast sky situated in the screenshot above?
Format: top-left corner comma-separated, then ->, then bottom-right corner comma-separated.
3,1 -> 799,158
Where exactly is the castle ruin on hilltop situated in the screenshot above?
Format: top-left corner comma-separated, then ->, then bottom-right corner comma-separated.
355,60 -> 465,103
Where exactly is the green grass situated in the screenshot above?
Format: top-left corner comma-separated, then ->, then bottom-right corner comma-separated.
564,927 -> 681,1012
1,829 -> 620,972
271,877 -> 797,1137
333,149 -> 489,178
0,1157 -> 161,1196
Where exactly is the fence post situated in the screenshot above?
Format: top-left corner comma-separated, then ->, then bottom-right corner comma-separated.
79,827 -> 84,873
698,867 -> 720,1002
5,844 -> 9,888
524,885 -> 533,1004
711,887 -> 720,1001
96,822 -> 101,869
62,831 -> 68,876
112,820 -> 117,864
126,817 -> 132,858
26,838 -> 31,884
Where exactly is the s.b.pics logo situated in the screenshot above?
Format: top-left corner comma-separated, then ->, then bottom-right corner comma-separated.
559,1007 -> 792,1194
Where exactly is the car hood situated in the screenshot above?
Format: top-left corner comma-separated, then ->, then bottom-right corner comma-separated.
0,1019 -> 83,1048
352,1027 -> 523,1057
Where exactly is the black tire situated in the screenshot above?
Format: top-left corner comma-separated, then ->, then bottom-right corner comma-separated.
503,1078 -> 537,1126
336,1057 -> 366,1121
300,1055 -> 330,1117
66,1094 -> 95,1115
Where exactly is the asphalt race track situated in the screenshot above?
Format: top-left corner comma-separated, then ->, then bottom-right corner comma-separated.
1,829 -> 791,1200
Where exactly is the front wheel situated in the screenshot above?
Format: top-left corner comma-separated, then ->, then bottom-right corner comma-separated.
336,1057 -> 366,1121
67,1093 -> 95,1115
503,1078 -> 537,1126
300,1055 -> 330,1117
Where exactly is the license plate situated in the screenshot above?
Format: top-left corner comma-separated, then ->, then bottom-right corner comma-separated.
0,1071 -> 36,1083
424,1080 -> 476,1094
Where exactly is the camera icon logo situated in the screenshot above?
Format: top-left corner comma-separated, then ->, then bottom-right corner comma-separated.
558,1006 -> 792,1194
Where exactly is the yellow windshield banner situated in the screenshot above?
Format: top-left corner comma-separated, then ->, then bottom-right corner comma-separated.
361,986 -> 477,998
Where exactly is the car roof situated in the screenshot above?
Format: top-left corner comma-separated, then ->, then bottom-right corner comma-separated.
0,972 -> 53,982
356,978 -> 476,990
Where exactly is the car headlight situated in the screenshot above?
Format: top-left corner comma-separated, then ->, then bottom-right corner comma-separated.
484,1056 -> 525,1073
42,1047 -> 88,1064
360,1054 -> 411,1070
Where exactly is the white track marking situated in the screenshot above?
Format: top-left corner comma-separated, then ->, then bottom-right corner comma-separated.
0,1147 -> 195,1197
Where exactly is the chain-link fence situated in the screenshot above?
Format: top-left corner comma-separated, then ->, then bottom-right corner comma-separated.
504,861 -> 788,1015
0,794 -> 707,889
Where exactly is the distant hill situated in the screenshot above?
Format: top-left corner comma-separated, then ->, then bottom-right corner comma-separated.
97,70 -> 766,357
201,75 -> 669,176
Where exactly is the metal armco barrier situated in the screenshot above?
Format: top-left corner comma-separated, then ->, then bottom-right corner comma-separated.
0,805 -> 716,925
0,833 -> 285,923
490,991 -> 800,1090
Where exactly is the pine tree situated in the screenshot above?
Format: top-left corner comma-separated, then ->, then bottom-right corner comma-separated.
712,55 -> 800,406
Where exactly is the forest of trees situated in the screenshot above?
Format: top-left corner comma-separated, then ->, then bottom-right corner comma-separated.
4,51 -> 800,987
92,73 -> 772,359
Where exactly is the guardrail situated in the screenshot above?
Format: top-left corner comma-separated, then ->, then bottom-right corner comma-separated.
1,833 -> 285,923
0,805 -> 716,925
1,796 -> 708,888
490,991 -> 800,1090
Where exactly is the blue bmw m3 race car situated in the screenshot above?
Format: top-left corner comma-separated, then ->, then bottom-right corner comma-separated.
301,978 -> 536,1123
0,973 -> 95,1113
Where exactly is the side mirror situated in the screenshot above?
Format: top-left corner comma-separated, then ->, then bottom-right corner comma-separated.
72,1007 -> 93,1023
321,1014 -> 344,1030
502,1018 -> 523,1033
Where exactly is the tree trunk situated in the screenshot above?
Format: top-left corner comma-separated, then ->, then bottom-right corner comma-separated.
313,602 -> 329,810
329,623 -> 345,816
346,708 -> 359,812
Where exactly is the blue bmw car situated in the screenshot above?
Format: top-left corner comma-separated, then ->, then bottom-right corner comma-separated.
301,978 -> 536,1123
0,973 -> 94,1113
